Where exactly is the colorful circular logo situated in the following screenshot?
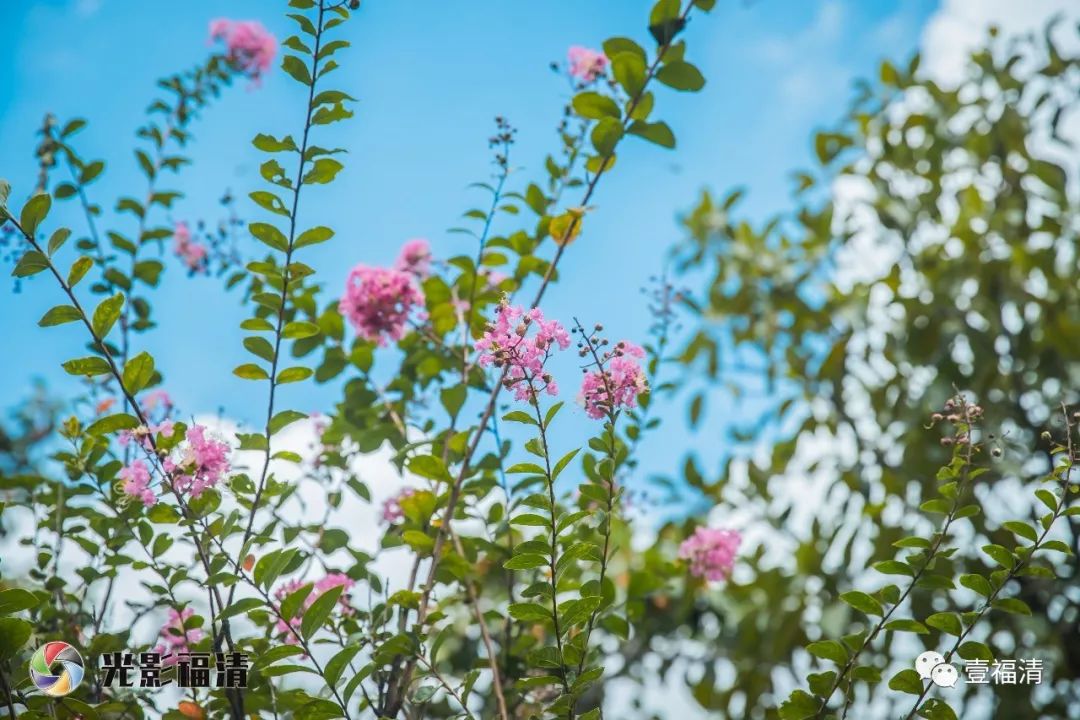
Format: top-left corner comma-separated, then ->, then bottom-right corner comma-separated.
29,641 -> 84,697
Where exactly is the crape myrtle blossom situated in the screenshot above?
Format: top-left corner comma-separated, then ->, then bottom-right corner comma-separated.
579,340 -> 649,420
678,526 -> 741,582
140,389 -> 173,417
209,19 -> 277,80
118,460 -> 156,507
381,487 -> 416,524
164,425 -> 231,498
173,222 -> 209,273
394,238 -> 432,279
273,573 -> 355,644
154,607 -> 205,665
339,264 -> 425,346
567,45 -> 609,83
475,301 -> 571,401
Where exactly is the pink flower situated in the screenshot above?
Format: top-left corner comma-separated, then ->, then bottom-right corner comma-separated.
475,302 -> 570,401
209,19 -> 277,80
141,390 -> 173,416
273,573 -> 355,644
381,488 -> 415,524
153,607 -> 205,664
394,238 -> 432,279
119,460 -> 156,507
338,264 -> 424,346
579,341 -> 649,419
568,46 -> 609,83
678,527 -> 741,582
173,222 -> 209,274
170,425 -> 230,498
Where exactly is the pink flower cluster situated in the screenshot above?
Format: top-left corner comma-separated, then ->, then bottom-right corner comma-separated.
141,390 -> 173,417
381,487 -> 415,524
173,222 -> 208,273
154,607 -> 205,664
579,341 -> 649,419
164,425 -> 231,498
339,264 -> 424,346
209,19 -> 277,80
475,302 -> 571,401
273,573 -> 355,643
568,46 -> 609,83
394,238 -> 432,279
119,460 -> 156,507
678,526 -> 741,582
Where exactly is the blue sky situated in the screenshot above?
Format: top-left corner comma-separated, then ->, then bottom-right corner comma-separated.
0,0 -> 936,499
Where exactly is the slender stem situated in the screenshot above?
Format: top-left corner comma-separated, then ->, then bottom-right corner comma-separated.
449,527 -> 510,720
814,422 -> 977,716
900,437 -> 1076,720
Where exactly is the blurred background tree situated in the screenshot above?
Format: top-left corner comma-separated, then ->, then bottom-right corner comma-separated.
621,20 -> 1080,720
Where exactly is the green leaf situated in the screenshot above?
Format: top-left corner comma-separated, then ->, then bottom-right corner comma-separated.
250,222 -> 289,251
283,321 -> 320,339
0,617 -> 32,660
806,640 -> 847,665
85,413 -> 140,436
282,54 -> 313,85
325,645 -> 362,686
48,228 -> 71,256
884,619 -> 928,634
234,363 -> 270,380
91,293 -> 125,338
0,589 -> 38,615
219,598 -> 264,619
959,573 -> 992,597
957,641 -> 993,661
656,61 -> 705,91
408,455 -> 452,483
1002,521 -> 1038,543
591,117 -> 624,156
627,120 -> 676,148
888,668 -> 924,695
277,366 -> 313,384
872,560 -> 913,577
123,352 -> 155,393
991,597 -> 1031,615
840,590 -> 883,616
925,612 -> 962,635
38,305 -> 81,327
253,133 -> 298,152
301,585 -> 344,639
303,158 -> 344,184
19,193 -> 52,235
13,250 -> 49,277
62,356 -> 111,376
68,256 -> 93,286
981,544 -> 1015,569
778,690 -> 819,720
572,92 -> 621,120
508,603 -> 551,622
295,226 -> 334,249
250,190 -> 290,217
504,554 -> 547,570
612,52 -> 647,95
244,336 -> 276,363
270,410 -> 307,435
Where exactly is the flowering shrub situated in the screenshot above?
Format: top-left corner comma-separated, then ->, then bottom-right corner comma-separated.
0,1 -> 742,719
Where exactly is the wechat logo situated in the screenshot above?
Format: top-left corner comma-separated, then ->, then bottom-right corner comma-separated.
915,651 -> 958,688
